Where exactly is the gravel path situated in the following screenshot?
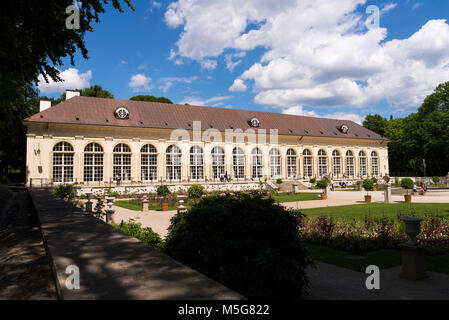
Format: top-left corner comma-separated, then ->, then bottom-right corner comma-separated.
0,185 -> 57,300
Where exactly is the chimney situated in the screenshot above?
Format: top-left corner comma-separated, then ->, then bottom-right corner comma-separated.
66,90 -> 80,100
39,100 -> 51,112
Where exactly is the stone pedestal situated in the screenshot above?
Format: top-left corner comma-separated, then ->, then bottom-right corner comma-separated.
177,200 -> 187,214
142,200 -> 149,212
398,243 -> 428,280
292,183 -> 298,193
384,185 -> 391,203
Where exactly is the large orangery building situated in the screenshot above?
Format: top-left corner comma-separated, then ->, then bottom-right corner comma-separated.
24,91 -> 389,188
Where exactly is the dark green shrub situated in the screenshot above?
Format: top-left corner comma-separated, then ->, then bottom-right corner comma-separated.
362,178 -> 374,195
188,184 -> 204,200
114,222 -> 164,251
165,192 -> 312,299
371,177 -> 378,184
94,197 -> 104,217
276,178 -> 283,185
52,184 -> 76,202
315,179 -> 329,190
309,178 -> 316,184
157,185 -> 171,197
432,176 -> 440,184
401,178 -> 414,194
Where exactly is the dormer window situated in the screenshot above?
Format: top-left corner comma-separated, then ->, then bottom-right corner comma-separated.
114,106 -> 129,119
249,117 -> 260,127
339,124 -> 349,134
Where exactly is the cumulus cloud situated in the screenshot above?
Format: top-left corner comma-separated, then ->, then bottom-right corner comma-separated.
229,79 -> 247,92
282,106 -> 364,124
165,0 -> 449,112
37,68 -> 92,94
129,73 -> 152,91
200,59 -> 217,70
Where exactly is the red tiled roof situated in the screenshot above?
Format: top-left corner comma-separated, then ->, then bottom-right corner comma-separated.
24,96 -> 387,141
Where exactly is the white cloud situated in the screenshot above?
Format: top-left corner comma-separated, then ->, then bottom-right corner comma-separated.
412,2 -> 422,10
381,3 -> 397,15
137,64 -> 147,70
225,52 -> 246,71
282,106 -> 364,124
158,76 -> 199,92
128,73 -> 152,91
165,0 -> 449,112
37,68 -> 92,94
180,95 -> 232,106
229,79 -> 247,92
200,59 -> 217,70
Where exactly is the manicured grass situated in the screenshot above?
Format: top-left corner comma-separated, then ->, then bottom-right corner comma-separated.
300,203 -> 449,221
114,200 -> 177,211
270,192 -> 322,203
307,244 -> 449,275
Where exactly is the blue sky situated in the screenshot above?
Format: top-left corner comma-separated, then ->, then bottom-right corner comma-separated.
38,0 -> 449,123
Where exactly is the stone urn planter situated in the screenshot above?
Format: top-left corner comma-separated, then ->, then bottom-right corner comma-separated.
364,195 -> 372,203
404,194 -> 412,203
400,216 -> 423,245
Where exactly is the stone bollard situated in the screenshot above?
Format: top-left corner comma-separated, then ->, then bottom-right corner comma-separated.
398,217 -> 427,280
85,192 -> 93,213
177,200 -> 187,214
384,185 -> 392,203
142,196 -> 149,212
105,197 -> 115,224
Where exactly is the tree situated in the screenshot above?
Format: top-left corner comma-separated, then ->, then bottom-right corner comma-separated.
0,0 -> 133,96
43,85 -> 115,106
130,95 -> 173,104
363,114 -> 388,137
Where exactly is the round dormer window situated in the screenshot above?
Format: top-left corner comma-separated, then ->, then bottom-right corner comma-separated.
340,124 -> 349,134
249,117 -> 260,127
115,107 -> 129,119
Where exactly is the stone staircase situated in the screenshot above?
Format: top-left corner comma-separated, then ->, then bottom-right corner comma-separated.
267,180 -> 309,192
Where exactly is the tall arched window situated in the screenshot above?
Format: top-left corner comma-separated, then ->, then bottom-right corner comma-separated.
211,146 -> 225,179
332,150 -> 341,177
359,151 -> 367,177
346,150 -> 354,177
84,143 -> 103,182
166,145 -> 181,181
251,148 -> 263,178
318,149 -> 328,177
286,149 -> 297,178
269,148 -> 281,178
53,142 -> 74,183
141,144 -> 157,181
189,146 -> 203,180
233,147 -> 245,179
113,144 -> 131,181
303,149 -> 313,178
371,151 -> 379,176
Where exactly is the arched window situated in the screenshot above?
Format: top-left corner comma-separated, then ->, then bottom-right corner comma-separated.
251,148 -> 263,178
141,144 -> 157,181
371,151 -> 379,176
286,149 -> 297,178
113,144 -> 131,181
211,146 -> 225,180
345,150 -> 354,177
318,149 -> 327,177
166,145 -> 181,181
84,143 -> 103,182
189,146 -> 203,180
332,150 -> 341,177
359,151 -> 367,177
303,149 -> 313,178
269,148 -> 281,178
233,147 -> 245,179
53,142 -> 74,183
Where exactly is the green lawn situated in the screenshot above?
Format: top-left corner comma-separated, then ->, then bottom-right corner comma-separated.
270,192 -> 322,203
300,203 -> 449,221
114,200 -> 178,211
307,244 -> 449,275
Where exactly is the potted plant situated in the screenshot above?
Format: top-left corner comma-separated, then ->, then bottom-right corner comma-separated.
309,177 -> 316,190
371,177 -> 378,191
401,178 -> 414,203
276,178 -> 283,191
362,178 -> 374,203
157,185 -> 171,211
316,179 -> 329,200
187,184 -> 204,204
